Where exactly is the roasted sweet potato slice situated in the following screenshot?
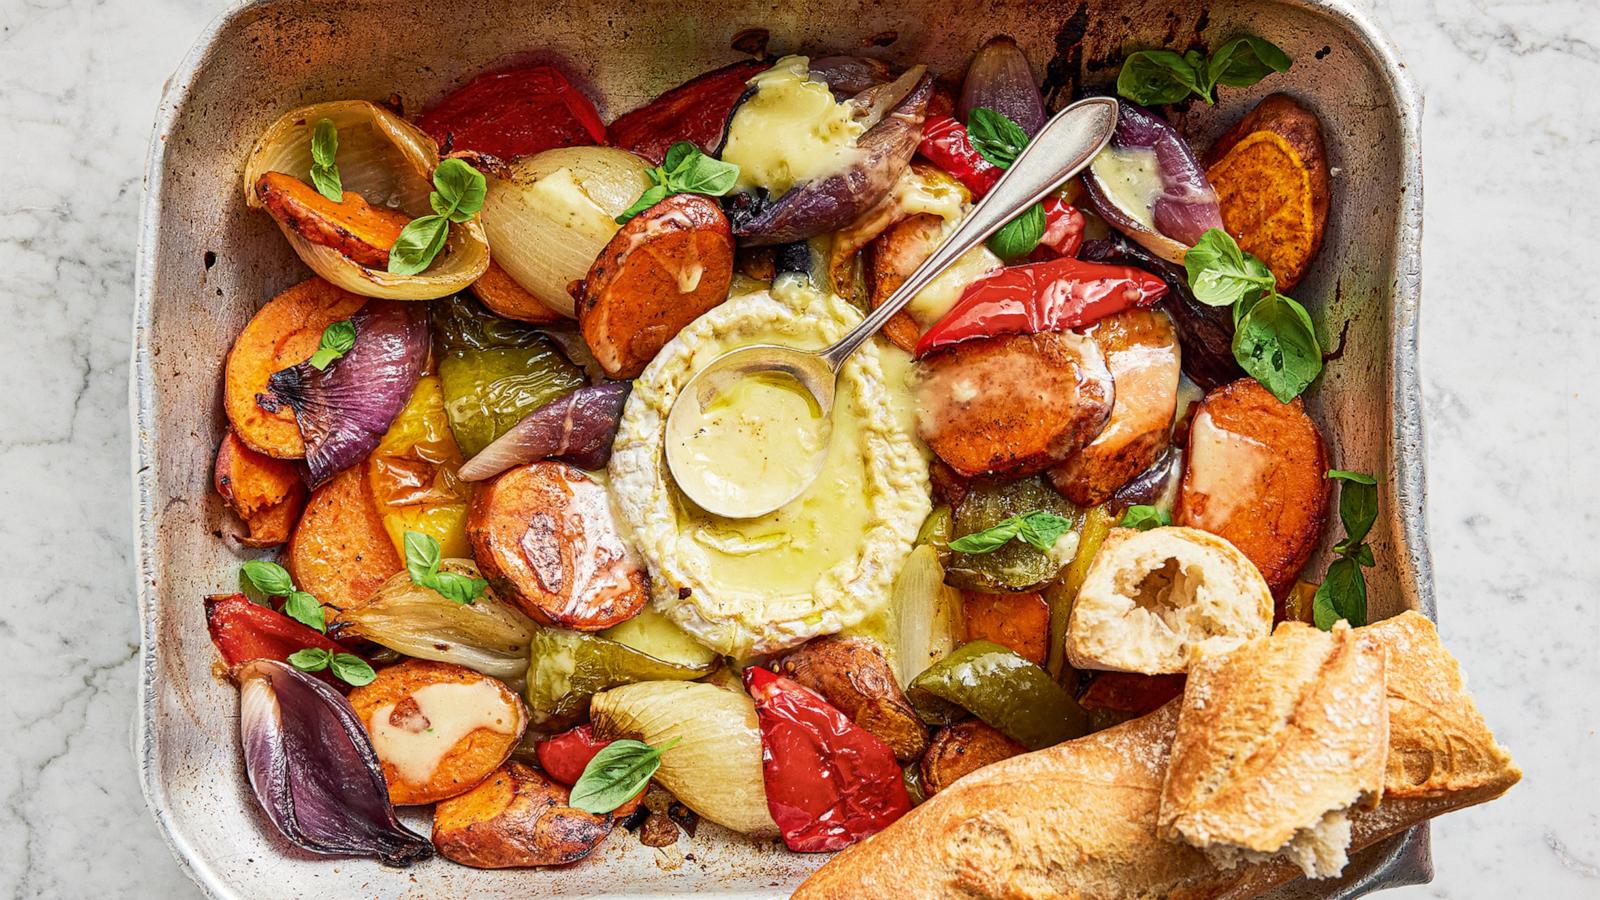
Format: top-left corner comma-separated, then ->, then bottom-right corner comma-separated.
433,761 -> 617,868
224,278 -> 367,458
865,213 -> 944,353
1203,94 -> 1330,291
577,193 -> 735,378
214,429 -> 307,547
1077,672 -> 1186,716
1049,308 -> 1182,505
254,171 -> 411,269
285,461 -> 402,621
777,636 -> 928,761
914,331 -> 1113,477
919,720 -> 1025,796
961,591 -> 1050,666
1175,377 -> 1330,596
466,461 -> 647,630
472,258 -> 566,324
348,659 -> 528,806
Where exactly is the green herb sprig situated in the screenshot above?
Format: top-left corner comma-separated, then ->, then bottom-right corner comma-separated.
240,559 -> 326,633
1118,505 -> 1172,531
1117,36 -> 1291,107
404,530 -> 488,605
569,736 -> 682,814
1184,228 -> 1322,402
287,647 -> 377,687
308,319 -> 356,370
1312,470 -> 1379,630
616,141 -> 741,224
965,108 -> 1047,260
949,510 -> 1075,555
309,118 -> 343,202
387,158 -> 488,275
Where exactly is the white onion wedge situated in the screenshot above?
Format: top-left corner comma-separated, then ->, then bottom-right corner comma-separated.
887,544 -> 964,688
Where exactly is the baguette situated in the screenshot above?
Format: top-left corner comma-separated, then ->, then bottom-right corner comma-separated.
795,612 -> 1517,899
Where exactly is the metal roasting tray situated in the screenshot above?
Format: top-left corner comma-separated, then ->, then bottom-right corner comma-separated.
132,0 -> 1427,896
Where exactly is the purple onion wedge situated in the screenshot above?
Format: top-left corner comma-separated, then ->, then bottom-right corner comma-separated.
259,300 -> 430,489
459,381 -> 631,480
731,67 -> 933,246
237,660 -> 432,867
958,36 -> 1046,136
809,55 -> 892,98
1083,102 -> 1224,264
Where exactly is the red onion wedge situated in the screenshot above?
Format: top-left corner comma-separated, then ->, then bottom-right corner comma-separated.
1082,102 -> 1223,264
259,300 -> 430,489
237,660 -> 433,866
809,55 -> 893,98
959,36 -> 1046,137
459,381 -> 631,480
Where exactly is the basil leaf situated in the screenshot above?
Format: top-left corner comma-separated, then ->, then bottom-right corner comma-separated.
615,184 -> 670,224
1312,556 -> 1366,629
669,153 -> 741,197
1333,474 -> 1379,550
1207,36 -> 1292,90
433,158 -> 487,220
309,118 -> 342,202
966,108 -> 1029,170
308,319 -> 356,370
387,214 -> 450,275
1119,505 -> 1171,531
421,570 -> 488,606
1327,469 -> 1378,485
1232,293 -> 1322,403
1016,511 -> 1076,551
570,737 -> 681,814
330,653 -> 377,686
288,647 -> 332,672
948,517 -> 1025,554
662,140 -> 697,175
282,591 -> 327,633
1352,543 -> 1376,567
987,203 -> 1046,260
1185,228 -> 1276,308
1116,49 -> 1207,106
240,560 -> 295,598
404,530 -> 443,583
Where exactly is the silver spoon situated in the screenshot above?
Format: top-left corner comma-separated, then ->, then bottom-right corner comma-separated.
666,96 -> 1120,519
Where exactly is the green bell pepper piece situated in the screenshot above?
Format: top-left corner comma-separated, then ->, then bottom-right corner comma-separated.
906,640 -> 1089,750
944,476 -> 1080,592
526,626 -> 714,727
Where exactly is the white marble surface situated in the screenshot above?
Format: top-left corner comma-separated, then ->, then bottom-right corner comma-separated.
0,0 -> 1595,896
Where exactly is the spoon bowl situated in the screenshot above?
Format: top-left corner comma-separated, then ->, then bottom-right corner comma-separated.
666,96 -> 1120,519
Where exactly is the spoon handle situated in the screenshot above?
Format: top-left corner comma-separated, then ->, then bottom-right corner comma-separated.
821,96 -> 1120,371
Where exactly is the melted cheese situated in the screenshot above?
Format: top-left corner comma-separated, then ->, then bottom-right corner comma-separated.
367,681 -> 517,784
1183,409 -> 1274,528
906,243 -> 1003,326
721,56 -> 867,197
1089,146 -> 1164,230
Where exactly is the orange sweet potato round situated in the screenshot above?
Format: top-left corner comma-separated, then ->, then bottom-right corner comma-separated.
213,429 -> 307,547
919,720 -> 1025,796
348,659 -> 528,806
432,761 -> 617,868
224,277 -> 367,458
285,461 -> 402,621
471,258 -> 567,324
254,172 -> 411,269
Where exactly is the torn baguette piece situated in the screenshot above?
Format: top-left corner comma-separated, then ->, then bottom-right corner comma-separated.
1066,526 -> 1273,674
1159,621 -> 1388,879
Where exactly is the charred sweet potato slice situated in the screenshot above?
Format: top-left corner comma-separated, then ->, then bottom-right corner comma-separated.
472,258 -> 566,324
961,591 -> 1050,666
577,193 -> 735,379
1077,672 -> 1186,716
466,461 -> 647,630
1175,377 -> 1330,596
348,659 -> 527,806
865,213 -> 944,354
914,331 -> 1113,478
919,720 -> 1025,796
254,171 -> 411,269
777,636 -> 928,761
1049,308 -> 1182,506
285,461 -> 402,621
1204,94 -> 1330,291
433,761 -> 616,868
214,430 -> 307,547
224,277 -> 367,458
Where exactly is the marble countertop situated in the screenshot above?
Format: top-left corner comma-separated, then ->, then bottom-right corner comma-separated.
1,0 -> 1594,896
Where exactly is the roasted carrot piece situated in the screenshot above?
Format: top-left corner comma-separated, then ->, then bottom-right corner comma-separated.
254,171 -> 411,268
961,591 -> 1050,665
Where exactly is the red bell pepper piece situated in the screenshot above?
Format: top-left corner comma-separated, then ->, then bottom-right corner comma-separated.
744,666 -> 910,852
418,65 -> 606,160
204,593 -> 346,679
914,257 -> 1170,358
536,724 -> 611,786
1036,195 -> 1085,258
609,60 -> 770,165
917,114 -> 1002,196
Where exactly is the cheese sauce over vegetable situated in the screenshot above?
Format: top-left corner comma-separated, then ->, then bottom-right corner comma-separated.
367,681 -> 518,783
1088,146 -> 1165,231
721,56 -> 867,197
